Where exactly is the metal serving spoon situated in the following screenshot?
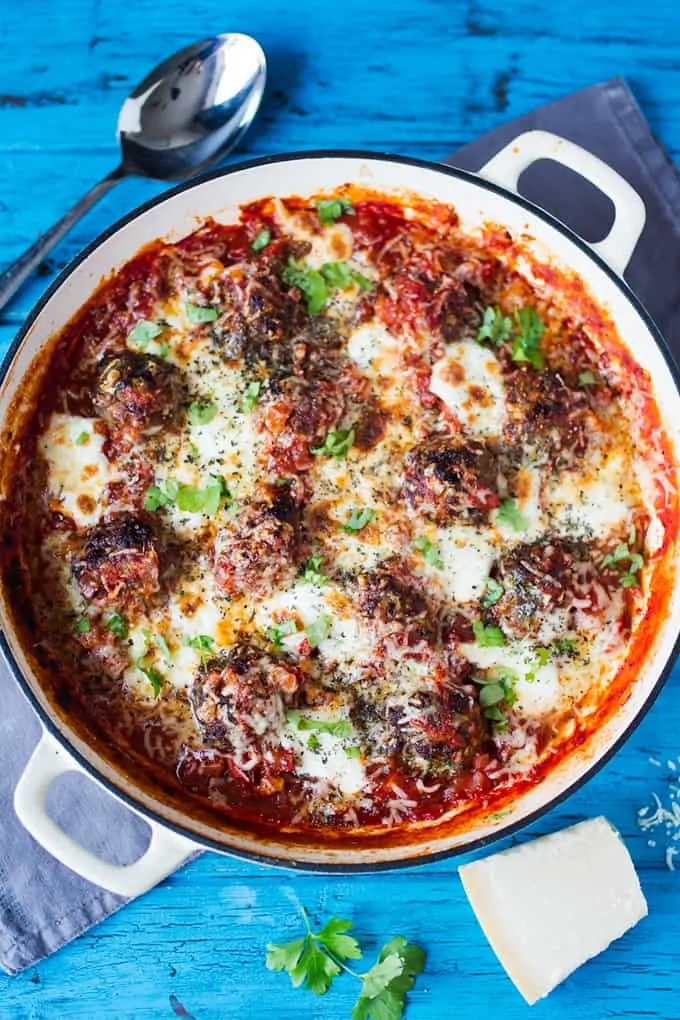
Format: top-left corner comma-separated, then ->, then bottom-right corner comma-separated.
0,33 -> 266,312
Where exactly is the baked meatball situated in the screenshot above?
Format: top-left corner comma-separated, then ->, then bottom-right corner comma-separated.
351,558 -> 434,638
213,505 -> 297,598
487,540 -> 579,640
403,435 -> 499,524
189,644 -> 302,792
94,351 -> 182,432
503,369 -> 589,465
264,378 -> 345,475
72,517 -> 159,607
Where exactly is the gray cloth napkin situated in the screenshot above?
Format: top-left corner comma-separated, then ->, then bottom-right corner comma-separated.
2,76 -> 680,976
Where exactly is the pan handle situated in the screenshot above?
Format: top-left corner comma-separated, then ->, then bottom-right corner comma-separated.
477,129 -> 646,277
13,729 -> 198,898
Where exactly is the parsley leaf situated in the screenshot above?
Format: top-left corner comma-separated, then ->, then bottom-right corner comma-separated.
413,536 -> 443,569
128,319 -> 164,347
266,619 -> 298,649
306,614 -> 333,648
308,733 -> 322,752
578,369 -> 598,386
481,577 -> 504,608
242,381 -> 261,413
143,484 -> 174,511
137,661 -> 164,698
251,228 -> 271,252
266,911 -> 425,1020
534,646 -> 551,667
317,198 -> 355,225
511,307 -> 546,369
312,427 -> 355,459
602,536 -> 644,589
475,669 -> 518,727
106,613 -> 128,640
266,908 -> 361,996
282,260 -> 328,315
295,716 -> 353,738
352,270 -> 374,292
344,508 -> 377,533
75,431 -> 89,446
76,617 -> 91,634
301,556 -> 329,586
472,620 -> 506,648
186,634 -> 215,655
477,306 -> 513,346
187,400 -> 218,425
495,498 -> 528,532
353,937 -> 426,1020
321,261 -> 354,290
185,302 -> 220,324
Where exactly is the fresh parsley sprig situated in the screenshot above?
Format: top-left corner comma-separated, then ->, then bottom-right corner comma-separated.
511,307 -> 545,369
472,620 -> 506,648
266,908 -> 426,1020
413,536 -> 443,569
343,508 -> 377,533
476,306 -> 513,346
601,531 -> 644,588
495,498 -> 528,533
300,555 -> 329,586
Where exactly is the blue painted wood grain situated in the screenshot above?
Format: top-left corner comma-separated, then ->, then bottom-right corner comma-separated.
1,0 -> 680,1016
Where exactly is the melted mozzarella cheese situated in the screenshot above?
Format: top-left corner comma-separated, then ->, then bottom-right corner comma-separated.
462,639 -> 561,717
39,414 -> 118,528
347,322 -> 397,371
283,709 -> 365,795
255,580 -> 376,670
424,525 -> 497,603
430,342 -> 506,437
547,451 -> 635,538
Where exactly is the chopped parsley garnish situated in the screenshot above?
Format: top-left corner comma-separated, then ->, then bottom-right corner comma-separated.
307,733 -> 321,752
137,662 -> 164,699
320,261 -> 374,292
316,198 -> 355,225
481,577 -> 504,608
413,536 -> 443,569
242,381 -> 261,413
187,400 -> 218,425
106,613 -> 128,640
128,319 -> 164,347
311,427 -> 355,459
185,302 -> 220,324
154,634 -> 172,662
306,614 -> 333,648
251,228 -> 271,252
472,620 -> 506,648
496,498 -> 528,532
477,306 -> 513,346
300,556 -> 329,586
266,907 -> 425,1019
475,669 -> 518,728
76,617 -> 91,634
186,634 -> 215,665
144,477 -> 229,516
282,260 -> 328,315
553,638 -> 577,655
602,536 -> 644,589
511,307 -> 546,369
266,619 -> 298,649
157,340 -> 170,358
320,261 -> 354,290
343,507 -> 377,533
75,431 -> 89,446
578,369 -> 598,386
534,646 -> 551,667
143,483 -> 175,511
295,715 -> 353,738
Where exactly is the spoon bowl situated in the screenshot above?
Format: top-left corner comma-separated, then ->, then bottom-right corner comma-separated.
0,33 -> 267,310
118,34 -> 267,180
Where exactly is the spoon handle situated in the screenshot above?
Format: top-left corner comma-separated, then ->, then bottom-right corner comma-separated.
0,167 -> 126,314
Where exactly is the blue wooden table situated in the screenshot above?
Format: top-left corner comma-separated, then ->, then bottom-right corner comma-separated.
2,1 -> 680,1017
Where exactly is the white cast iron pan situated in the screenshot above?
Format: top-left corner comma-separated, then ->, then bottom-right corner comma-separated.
2,131 -> 680,897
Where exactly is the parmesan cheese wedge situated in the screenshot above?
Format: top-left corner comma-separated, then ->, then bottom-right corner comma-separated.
459,817 -> 648,1005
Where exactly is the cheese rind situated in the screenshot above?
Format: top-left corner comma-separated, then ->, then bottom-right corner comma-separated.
459,816 -> 648,1005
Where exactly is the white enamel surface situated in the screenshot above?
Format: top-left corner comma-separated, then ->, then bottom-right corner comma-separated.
2,151 -> 680,869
